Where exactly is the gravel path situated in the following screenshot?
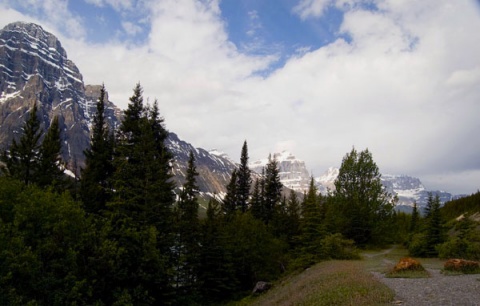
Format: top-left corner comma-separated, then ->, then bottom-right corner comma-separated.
372,269 -> 480,306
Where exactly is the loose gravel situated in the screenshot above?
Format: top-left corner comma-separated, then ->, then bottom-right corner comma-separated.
372,269 -> 480,306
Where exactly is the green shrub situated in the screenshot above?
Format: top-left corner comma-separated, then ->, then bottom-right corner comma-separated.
408,233 -> 427,257
437,237 -> 469,259
444,259 -> 480,274
321,233 -> 360,260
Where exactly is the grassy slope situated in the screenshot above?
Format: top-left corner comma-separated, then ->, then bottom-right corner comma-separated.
235,260 -> 394,306
237,245 -> 451,306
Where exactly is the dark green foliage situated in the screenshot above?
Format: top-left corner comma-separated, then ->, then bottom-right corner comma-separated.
198,199 -> 237,303
297,178 -> 326,261
223,212 -> 285,292
2,103 -> 42,185
437,215 -> 480,260
174,151 -> 201,303
80,84 -> 114,213
237,140 -> 252,213
106,83 -> 176,304
0,178 -> 91,305
320,233 -> 359,260
260,155 -> 282,225
408,194 -> 445,257
37,116 -> 65,191
424,193 -> 444,257
410,202 -> 419,233
328,148 -> 395,246
285,190 -> 301,244
223,169 -> 238,216
250,177 -> 263,221
440,191 -> 480,221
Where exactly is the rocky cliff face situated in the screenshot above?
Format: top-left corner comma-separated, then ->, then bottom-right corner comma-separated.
0,22 -> 91,167
167,133 -> 237,197
0,21 -> 237,197
250,151 -> 463,212
250,151 -> 311,193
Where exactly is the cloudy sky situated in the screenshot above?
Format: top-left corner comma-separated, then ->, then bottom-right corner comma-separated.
1,0 -> 479,194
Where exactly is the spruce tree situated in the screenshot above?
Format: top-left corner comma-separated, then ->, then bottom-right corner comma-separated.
425,193 -> 443,257
286,189 -> 301,246
198,199 -> 236,303
174,151 -> 201,302
250,178 -> 263,220
298,178 -> 325,260
37,116 -> 65,191
222,169 -> 238,216
3,103 -> 42,185
81,84 -> 114,213
236,141 -> 252,213
332,147 -> 395,246
262,155 -> 282,225
107,83 -> 176,303
410,201 -> 419,233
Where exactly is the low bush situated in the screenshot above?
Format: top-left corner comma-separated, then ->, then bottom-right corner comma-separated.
386,257 -> 429,278
444,259 -> 480,274
321,233 -> 360,260
408,233 -> 427,257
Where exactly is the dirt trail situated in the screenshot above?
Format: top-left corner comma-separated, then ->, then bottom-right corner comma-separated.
366,248 -> 480,305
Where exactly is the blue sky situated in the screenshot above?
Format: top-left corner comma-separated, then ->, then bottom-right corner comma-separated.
1,0 -> 480,194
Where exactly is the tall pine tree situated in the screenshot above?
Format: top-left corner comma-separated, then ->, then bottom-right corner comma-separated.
174,151 -> 201,303
222,169 -> 238,216
37,116 -> 65,191
331,148 -> 395,246
106,83 -> 176,304
81,84 -> 114,213
262,155 -> 282,225
2,103 -> 42,185
236,141 -> 252,213
424,193 -> 443,257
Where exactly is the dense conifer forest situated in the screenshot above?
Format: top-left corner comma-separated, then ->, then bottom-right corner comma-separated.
0,83 -> 478,305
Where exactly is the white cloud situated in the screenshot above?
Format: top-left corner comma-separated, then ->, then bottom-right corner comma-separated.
121,21 -> 143,35
1,0 -> 479,194
84,0 -> 135,11
1,0 -> 86,38
293,0 -> 333,20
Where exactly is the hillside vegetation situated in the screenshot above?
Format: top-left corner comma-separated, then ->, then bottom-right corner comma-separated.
0,83 -> 478,305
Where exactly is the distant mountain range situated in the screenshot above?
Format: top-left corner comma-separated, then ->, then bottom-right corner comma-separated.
249,151 -> 466,212
0,21 -> 236,197
0,21 -> 465,211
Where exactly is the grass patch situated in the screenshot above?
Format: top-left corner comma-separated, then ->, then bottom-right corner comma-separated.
241,260 -> 394,306
385,257 -> 430,278
386,269 -> 430,278
443,259 -> 480,274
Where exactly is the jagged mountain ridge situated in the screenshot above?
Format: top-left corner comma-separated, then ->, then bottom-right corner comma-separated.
167,133 -> 236,197
0,22 -> 120,168
0,21 -> 467,205
250,151 -> 463,211
0,21 -> 236,197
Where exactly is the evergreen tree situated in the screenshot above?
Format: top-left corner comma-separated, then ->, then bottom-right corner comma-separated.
425,193 -> 443,257
331,147 -> 395,246
285,189 -> 301,247
107,83 -> 176,303
222,169 -> 238,216
236,141 -> 252,213
298,178 -> 325,260
410,201 -> 419,233
250,177 -> 264,221
80,84 -> 114,213
262,155 -> 282,225
174,151 -> 201,303
198,199 -> 236,303
2,103 -> 42,185
37,116 -> 65,191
